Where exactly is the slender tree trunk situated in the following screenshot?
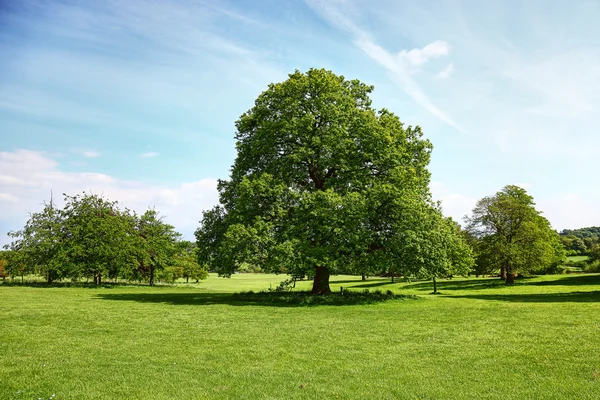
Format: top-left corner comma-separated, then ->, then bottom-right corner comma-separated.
47,272 -> 53,284
433,276 -> 438,294
392,275 -> 395,283
311,266 -> 331,294
500,266 -> 507,280
149,267 -> 155,286
361,274 -> 366,281
186,276 -> 189,283
505,273 -> 515,285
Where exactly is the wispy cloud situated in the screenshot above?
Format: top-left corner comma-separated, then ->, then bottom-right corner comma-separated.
305,0 -> 464,133
435,63 -> 454,79
141,152 -> 159,158
83,151 -> 100,158
398,41 -> 450,68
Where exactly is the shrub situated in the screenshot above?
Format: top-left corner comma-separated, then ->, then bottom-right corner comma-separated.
584,261 -> 600,273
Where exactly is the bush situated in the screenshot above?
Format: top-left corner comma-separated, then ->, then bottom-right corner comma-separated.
584,260 -> 600,273
237,263 -> 263,273
538,263 -> 567,275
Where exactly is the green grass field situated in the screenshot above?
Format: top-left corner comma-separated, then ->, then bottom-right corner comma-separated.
1,273 -> 599,399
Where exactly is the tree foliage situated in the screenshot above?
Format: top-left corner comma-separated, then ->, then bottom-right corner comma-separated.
4,192 -> 202,285
60,193 -> 137,284
133,210 -> 181,286
559,227 -> 600,256
196,68 -> 472,293
6,199 -> 64,283
465,185 -> 565,284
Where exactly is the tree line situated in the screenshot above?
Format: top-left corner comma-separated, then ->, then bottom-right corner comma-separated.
1,193 -> 207,284
559,227 -> 600,256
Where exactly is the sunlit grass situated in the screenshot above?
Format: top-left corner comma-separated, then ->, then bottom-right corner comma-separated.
1,273 -> 599,399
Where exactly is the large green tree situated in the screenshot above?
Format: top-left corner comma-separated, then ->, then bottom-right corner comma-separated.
465,185 -> 565,284
196,68 -> 463,293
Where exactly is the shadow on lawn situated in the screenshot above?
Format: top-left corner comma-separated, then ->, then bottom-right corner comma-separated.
526,274 -> 600,286
450,291 -> 600,303
96,290 -> 418,307
403,278 -> 513,292
0,281 -> 129,289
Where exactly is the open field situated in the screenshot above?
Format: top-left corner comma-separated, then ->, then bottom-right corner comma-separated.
1,274 -> 600,399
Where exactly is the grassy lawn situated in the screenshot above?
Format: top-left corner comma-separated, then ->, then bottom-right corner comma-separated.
1,273 -> 599,399
567,255 -> 589,263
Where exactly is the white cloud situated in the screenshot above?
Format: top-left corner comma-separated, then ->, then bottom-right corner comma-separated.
83,151 -> 100,158
398,40 -> 450,68
141,152 -> 159,158
0,150 -> 219,246
0,193 -> 19,203
435,63 -> 454,79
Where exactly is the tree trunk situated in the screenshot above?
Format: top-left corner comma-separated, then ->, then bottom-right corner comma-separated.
47,272 -> 53,284
433,276 -> 438,294
311,266 -> 331,294
505,273 -> 515,285
500,267 -> 506,280
361,274 -> 366,281
149,267 -> 155,286
392,275 -> 395,283
186,276 -> 189,283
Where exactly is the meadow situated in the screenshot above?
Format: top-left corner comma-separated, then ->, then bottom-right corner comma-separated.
1,273 -> 599,399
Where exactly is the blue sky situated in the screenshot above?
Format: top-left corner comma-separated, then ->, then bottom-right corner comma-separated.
2,0 -> 600,246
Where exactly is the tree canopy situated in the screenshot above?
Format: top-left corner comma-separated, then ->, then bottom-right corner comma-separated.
4,192 -> 205,285
196,68 -> 472,293
465,185 -> 565,284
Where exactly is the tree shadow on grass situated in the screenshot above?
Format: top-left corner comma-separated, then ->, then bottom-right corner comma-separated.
95,290 -> 419,307
0,281 -> 134,289
403,278 -> 512,292
449,291 -> 600,303
526,274 -> 600,286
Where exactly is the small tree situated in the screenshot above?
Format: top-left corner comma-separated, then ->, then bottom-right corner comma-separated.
5,199 -> 65,283
174,241 -> 208,283
134,210 -> 181,286
61,193 -> 137,284
465,185 -> 565,284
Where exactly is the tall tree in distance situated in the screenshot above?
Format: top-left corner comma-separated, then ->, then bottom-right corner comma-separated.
5,197 -> 64,283
465,185 -> 565,284
134,210 -> 181,286
196,68 -> 457,293
61,193 -> 136,284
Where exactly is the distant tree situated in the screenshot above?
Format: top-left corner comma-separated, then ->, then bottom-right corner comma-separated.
174,241 -> 208,283
398,209 -> 473,293
196,68 -> 445,294
134,210 -> 181,286
465,185 -> 565,284
588,245 -> 600,264
0,253 -> 7,282
60,193 -> 137,284
5,199 -> 65,283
